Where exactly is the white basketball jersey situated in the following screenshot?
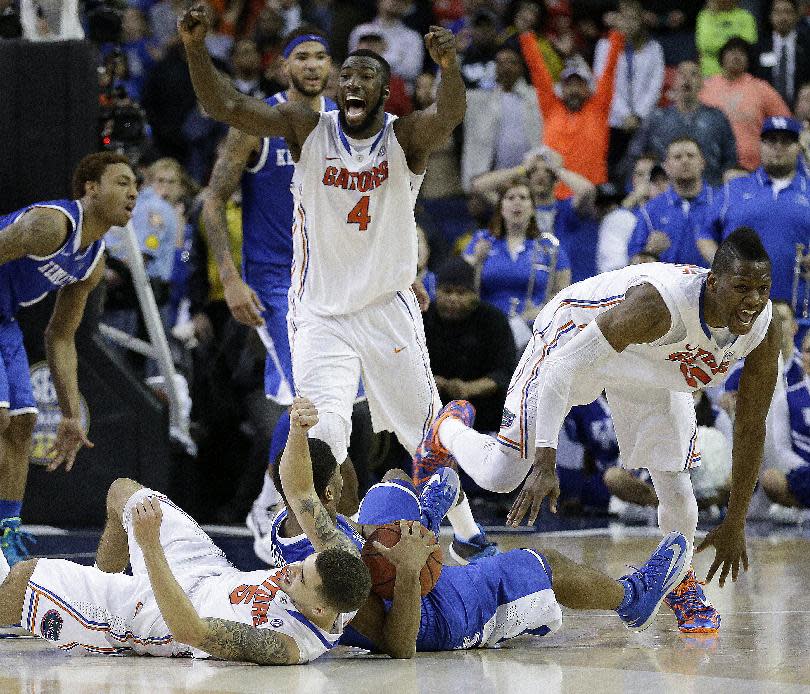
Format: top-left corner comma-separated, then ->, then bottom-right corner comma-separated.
538,262 -> 772,394
290,111 -> 424,315
187,566 -> 354,663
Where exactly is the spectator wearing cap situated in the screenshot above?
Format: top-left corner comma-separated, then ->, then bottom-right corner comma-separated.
628,137 -> 717,267
461,43 -> 542,191
700,36 -> 791,170
695,0 -> 757,77
627,60 -> 737,186
755,0 -> 810,110
699,116 -> 810,305
423,257 -> 517,433
594,0 -> 665,180
519,28 -> 623,195
347,0 -> 424,84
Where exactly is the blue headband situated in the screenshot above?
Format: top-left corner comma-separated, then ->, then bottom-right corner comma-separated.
283,34 -> 329,59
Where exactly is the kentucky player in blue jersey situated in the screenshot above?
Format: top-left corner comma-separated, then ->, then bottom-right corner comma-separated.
276,397 -> 690,655
200,26 -> 341,540
0,152 -> 138,565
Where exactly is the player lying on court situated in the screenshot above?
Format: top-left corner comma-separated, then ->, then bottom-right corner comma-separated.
416,227 -> 781,634
275,397 -> 690,657
0,474 -> 370,663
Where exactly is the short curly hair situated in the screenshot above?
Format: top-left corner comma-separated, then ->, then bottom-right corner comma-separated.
314,547 -> 371,613
71,152 -> 131,199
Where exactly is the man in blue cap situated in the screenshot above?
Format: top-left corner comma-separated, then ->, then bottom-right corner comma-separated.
699,116 -> 809,309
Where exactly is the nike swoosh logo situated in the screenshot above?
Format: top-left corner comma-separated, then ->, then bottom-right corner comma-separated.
326,157 -> 340,161
393,346 -> 406,353
665,540 -> 684,586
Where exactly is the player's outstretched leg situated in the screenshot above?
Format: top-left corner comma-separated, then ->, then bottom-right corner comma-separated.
663,568 -> 721,633
418,467 -> 460,537
616,531 -> 689,632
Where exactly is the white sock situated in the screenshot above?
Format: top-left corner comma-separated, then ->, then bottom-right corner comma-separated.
254,472 -> 283,509
444,428 -> 532,494
438,417 -> 468,449
0,550 -> 10,584
446,495 -> 480,541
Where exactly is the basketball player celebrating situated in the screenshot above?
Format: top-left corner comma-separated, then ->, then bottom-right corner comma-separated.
0,153 -> 138,566
179,5 -> 493,560
418,227 -> 781,634
200,27 -> 352,537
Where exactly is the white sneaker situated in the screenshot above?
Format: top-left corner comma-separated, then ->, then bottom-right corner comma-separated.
246,502 -> 284,562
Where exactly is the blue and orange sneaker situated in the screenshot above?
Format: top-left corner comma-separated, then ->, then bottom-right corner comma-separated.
449,523 -> 498,564
0,517 -> 35,567
616,531 -> 689,632
413,400 -> 476,489
664,568 -> 721,633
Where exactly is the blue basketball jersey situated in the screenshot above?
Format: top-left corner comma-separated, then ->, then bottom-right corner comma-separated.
564,396 -> 620,468
784,352 -> 810,464
267,507 -> 364,567
0,200 -> 104,320
240,92 -> 336,272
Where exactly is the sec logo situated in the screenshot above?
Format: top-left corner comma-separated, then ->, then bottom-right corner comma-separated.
29,361 -> 89,466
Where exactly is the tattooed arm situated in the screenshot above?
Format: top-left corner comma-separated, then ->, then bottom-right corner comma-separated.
197,618 -> 299,665
133,496 -> 300,664
201,128 -> 265,327
279,397 -> 360,555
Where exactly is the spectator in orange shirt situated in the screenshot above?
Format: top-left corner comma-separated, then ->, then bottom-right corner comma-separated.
519,29 -> 623,197
699,36 -> 791,170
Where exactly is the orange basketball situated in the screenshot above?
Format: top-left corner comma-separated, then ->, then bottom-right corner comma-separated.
361,522 -> 443,600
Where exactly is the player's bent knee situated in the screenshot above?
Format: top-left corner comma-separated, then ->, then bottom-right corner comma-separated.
107,478 -> 143,514
0,409 -> 11,434
761,469 -> 793,505
8,412 -> 37,439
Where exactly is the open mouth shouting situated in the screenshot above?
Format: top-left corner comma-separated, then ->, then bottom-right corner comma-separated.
344,95 -> 367,126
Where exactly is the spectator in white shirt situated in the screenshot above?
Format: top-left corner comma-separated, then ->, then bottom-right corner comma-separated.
595,0 -> 665,181
348,0 -> 424,84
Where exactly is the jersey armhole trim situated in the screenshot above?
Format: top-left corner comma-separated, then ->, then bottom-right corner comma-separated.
245,138 -> 270,174
25,203 -> 81,261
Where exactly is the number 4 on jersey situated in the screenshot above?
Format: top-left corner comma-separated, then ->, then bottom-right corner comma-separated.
347,195 -> 371,231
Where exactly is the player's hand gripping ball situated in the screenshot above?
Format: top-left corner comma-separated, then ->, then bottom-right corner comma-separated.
361,521 -> 443,599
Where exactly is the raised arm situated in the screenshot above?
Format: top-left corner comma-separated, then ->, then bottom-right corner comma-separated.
394,26 -> 465,174
519,31 -> 560,116
279,397 -> 360,555
0,207 -> 70,265
177,4 -> 317,145
201,128 -> 264,326
592,31 -> 624,110
44,257 -> 106,471
131,497 -> 299,665
697,316 -> 781,586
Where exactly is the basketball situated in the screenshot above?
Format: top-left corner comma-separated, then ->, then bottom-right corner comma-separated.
361,522 -> 443,600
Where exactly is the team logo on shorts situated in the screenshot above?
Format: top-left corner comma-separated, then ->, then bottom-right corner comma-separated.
501,408 -> 516,429
40,609 -> 63,641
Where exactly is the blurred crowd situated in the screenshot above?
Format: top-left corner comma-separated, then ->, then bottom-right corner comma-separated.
4,0 -> 810,525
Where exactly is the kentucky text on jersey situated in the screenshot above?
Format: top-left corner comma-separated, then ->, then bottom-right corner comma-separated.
37,260 -> 80,287
321,161 -> 389,192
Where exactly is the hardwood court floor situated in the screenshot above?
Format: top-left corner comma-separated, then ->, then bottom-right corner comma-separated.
2,524 -> 810,694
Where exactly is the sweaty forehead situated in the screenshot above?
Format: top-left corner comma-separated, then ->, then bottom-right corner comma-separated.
727,260 -> 772,280
106,163 -> 136,181
341,56 -> 381,73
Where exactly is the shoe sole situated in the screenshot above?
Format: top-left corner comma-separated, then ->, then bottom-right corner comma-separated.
447,544 -> 472,566
414,403 -> 473,485
246,511 -> 277,565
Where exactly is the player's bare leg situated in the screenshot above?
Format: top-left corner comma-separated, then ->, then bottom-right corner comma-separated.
0,413 -> 37,565
0,558 -> 36,626
541,548 -> 625,610
603,467 -> 658,507
96,478 -> 142,572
